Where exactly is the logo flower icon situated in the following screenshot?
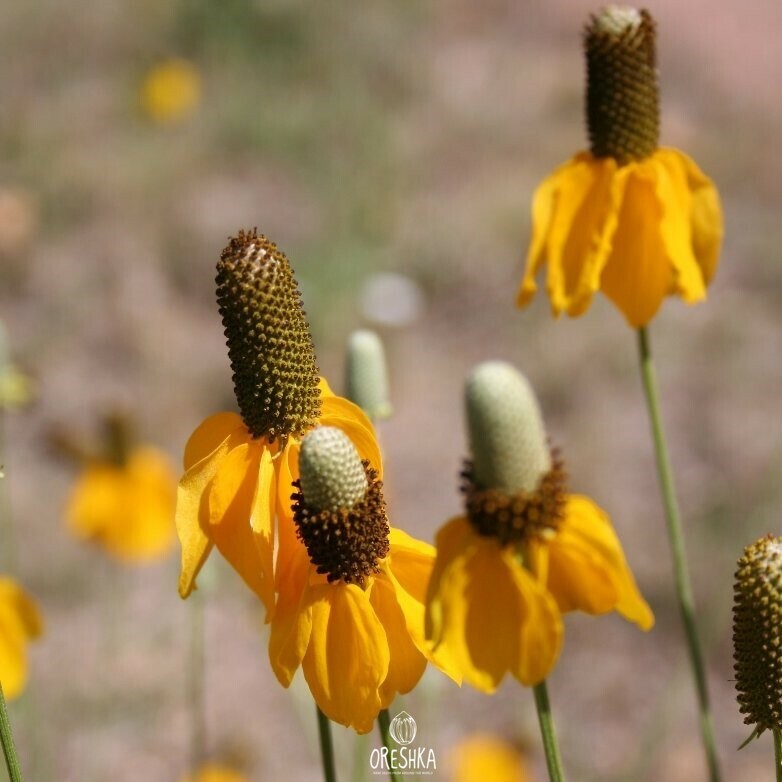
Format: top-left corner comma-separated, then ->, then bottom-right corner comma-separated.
389,711 -> 417,746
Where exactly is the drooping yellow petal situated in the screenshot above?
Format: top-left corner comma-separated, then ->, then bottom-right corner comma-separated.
318,376 -> 335,398
542,154 -> 624,317
370,574 -> 427,706
426,518 -> 562,691
183,412 -> 245,471
600,163 -> 675,327
180,764 -> 248,782
274,441 -> 304,585
302,582 -> 390,733
206,441 -> 272,610
66,465 -> 125,540
250,447 -> 277,619
550,495 -> 654,630
320,396 -> 383,478
650,152 -> 707,304
0,579 -> 42,700
659,148 -> 723,285
386,528 -> 461,683
176,425 -> 248,598
269,545 -> 313,687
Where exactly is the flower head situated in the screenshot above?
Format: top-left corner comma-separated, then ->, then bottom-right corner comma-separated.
451,734 -> 533,782
139,58 -> 201,125
0,577 -> 43,699
176,231 -> 380,617
66,416 -> 176,563
180,765 -> 248,782
517,6 -> 722,327
733,535 -> 782,736
269,426 -> 451,733
426,361 -> 653,692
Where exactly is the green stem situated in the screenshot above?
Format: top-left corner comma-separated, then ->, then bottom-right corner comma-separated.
188,593 -> 206,771
775,729 -> 782,782
316,706 -> 337,782
0,684 -> 23,782
637,327 -> 721,782
532,681 -> 566,782
377,709 -> 401,782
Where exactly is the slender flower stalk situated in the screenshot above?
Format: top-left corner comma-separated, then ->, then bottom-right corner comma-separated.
376,709 -> 401,782
533,682 -> 566,782
775,729 -> 782,782
0,683 -> 23,782
638,327 -> 719,780
188,593 -> 207,772
316,707 -> 337,782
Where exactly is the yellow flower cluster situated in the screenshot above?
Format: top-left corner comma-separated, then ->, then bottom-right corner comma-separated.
0,578 -> 42,700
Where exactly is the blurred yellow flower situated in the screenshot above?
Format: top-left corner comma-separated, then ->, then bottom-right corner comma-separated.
176,232 -> 381,618
66,446 -> 177,562
451,734 -> 532,782
0,577 -> 43,700
180,765 -> 247,782
516,8 -> 722,328
270,427 -> 455,733
139,58 -> 201,125
426,363 -> 653,692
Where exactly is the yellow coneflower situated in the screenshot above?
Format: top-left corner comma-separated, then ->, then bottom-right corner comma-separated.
139,58 -> 201,125
176,231 -> 380,617
66,416 -> 176,563
517,7 -> 722,328
180,765 -> 248,782
426,362 -> 652,693
269,426 -> 454,733
451,734 -> 533,782
0,577 -> 42,700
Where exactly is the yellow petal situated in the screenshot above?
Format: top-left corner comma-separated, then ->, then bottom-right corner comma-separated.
320,396 -> 383,478
176,425 -> 248,598
183,412 -> 245,470
0,579 -> 42,700
207,441 -> 272,611
659,148 -> 723,285
66,464 -> 125,540
370,574 -> 427,706
302,582 -> 390,733
274,441 -> 304,586
426,519 -> 562,691
452,734 -> 533,782
269,545 -> 313,686
250,448 -> 277,619
318,376 -> 335,398
552,495 -> 654,630
543,153 -> 623,317
181,765 -> 249,782
600,163 -> 676,327
386,528 -> 461,684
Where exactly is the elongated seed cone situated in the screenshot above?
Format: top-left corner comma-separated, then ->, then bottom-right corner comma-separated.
733,535 -> 782,734
465,361 -> 551,495
585,6 -> 659,164
345,330 -> 393,421
216,230 -> 321,442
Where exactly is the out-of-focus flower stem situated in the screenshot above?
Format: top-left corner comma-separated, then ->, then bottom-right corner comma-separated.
637,326 -> 721,782
0,683 -> 23,782
188,592 -> 206,771
774,728 -> 782,782
533,681 -> 565,782
317,706 -> 337,782
377,709 -> 401,782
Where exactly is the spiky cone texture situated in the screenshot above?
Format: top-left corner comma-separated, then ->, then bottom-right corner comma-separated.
175,231 -> 381,616
269,426 -> 460,732
425,361 -> 653,692
517,6 -> 723,327
345,330 -> 393,421
585,6 -> 659,165
216,229 -> 321,444
734,535 -> 782,735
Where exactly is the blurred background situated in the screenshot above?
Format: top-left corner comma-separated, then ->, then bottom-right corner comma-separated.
1,0 -> 781,780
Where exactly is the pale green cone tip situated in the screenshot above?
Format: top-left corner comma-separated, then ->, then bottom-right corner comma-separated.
345,329 -> 392,421
298,426 -> 368,513
465,361 -> 551,495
